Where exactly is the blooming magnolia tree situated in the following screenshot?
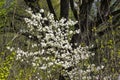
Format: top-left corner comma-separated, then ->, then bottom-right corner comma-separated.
7,8 -> 106,80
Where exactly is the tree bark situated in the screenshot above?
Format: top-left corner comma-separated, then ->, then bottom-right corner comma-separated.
60,0 -> 69,19
99,0 -> 111,21
46,0 -> 57,20
70,0 -> 78,20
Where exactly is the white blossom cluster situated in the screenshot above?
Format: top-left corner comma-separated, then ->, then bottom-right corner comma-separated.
7,8 -> 105,80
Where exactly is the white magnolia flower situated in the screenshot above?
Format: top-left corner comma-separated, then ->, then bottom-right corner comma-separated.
40,65 -> 47,70
48,62 -> 54,66
40,9 -> 44,13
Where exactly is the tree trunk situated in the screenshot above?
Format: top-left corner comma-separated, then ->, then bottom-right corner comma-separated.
60,0 -> 69,19
46,0 -> 57,20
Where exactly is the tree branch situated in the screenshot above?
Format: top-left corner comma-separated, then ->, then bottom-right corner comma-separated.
110,0 -> 120,11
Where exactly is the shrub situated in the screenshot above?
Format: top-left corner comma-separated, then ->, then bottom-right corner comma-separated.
7,8 -> 105,80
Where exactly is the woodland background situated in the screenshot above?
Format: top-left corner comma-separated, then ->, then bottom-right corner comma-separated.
0,0 -> 120,80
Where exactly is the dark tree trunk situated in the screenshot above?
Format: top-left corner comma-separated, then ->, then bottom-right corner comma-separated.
79,0 -> 94,32
70,0 -> 94,47
99,0 -> 111,21
60,0 -> 70,19
70,0 -> 78,20
46,0 -> 57,20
